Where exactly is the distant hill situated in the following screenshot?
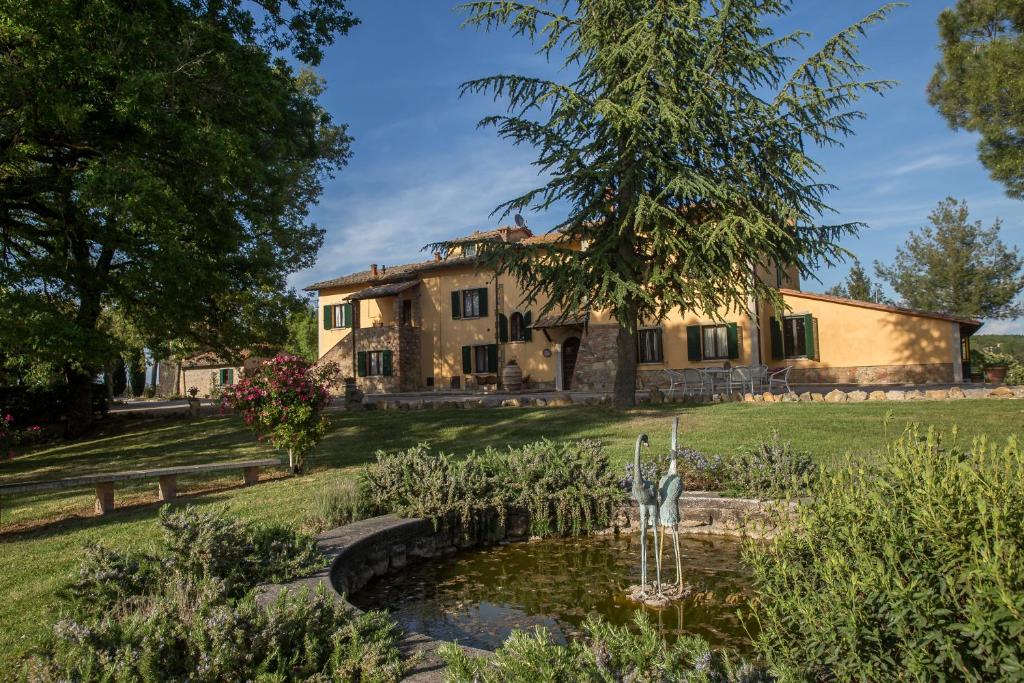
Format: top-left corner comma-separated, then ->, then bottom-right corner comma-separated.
973,335 -> 1024,363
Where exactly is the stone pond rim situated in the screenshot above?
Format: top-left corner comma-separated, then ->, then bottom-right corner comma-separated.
255,493 -> 787,681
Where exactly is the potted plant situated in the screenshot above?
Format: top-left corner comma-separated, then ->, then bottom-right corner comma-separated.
976,347 -> 1014,383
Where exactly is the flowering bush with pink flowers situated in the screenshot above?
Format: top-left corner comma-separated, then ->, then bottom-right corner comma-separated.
221,355 -> 338,473
1,413 -> 43,459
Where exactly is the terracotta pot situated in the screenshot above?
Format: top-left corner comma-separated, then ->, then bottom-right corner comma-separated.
984,366 -> 1008,383
501,360 -> 523,393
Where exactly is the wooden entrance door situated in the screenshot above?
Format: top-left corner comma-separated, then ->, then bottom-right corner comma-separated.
562,337 -> 581,390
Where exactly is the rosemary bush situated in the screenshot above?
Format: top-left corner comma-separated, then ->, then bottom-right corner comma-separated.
26,506 -> 407,682
357,439 -> 625,537
439,612 -> 769,682
306,478 -> 363,532
745,427 -> 1024,681
726,432 -> 817,498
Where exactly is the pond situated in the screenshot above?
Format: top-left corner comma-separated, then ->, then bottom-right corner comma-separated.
350,533 -> 755,652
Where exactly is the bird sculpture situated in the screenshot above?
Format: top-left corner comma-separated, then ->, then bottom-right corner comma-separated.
630,433 -> 661,598
658,417 -> 685,590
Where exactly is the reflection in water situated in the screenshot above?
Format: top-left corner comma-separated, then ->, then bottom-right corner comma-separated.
351,533 -> 755,652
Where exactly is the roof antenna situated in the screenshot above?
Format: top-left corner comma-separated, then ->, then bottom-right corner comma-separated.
514,214 -> 527,228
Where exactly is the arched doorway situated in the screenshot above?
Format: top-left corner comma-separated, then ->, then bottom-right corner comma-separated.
562,336 -> 581,390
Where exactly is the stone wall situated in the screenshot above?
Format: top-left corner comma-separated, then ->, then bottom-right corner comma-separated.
789,362 -> 954,385
316,325 -> 422,395
571,324 -> 620,391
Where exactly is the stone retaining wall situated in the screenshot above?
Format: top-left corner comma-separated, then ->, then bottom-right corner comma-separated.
345,385 -> 1024,412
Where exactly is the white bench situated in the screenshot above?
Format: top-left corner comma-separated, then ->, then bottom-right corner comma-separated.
0,458 -> 282,516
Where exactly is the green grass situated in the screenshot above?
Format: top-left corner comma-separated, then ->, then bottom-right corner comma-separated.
2,400 -> 1022,669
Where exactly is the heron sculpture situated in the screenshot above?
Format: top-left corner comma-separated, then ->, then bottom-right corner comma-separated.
631,433 -> 661,598
658,417 -> 685,590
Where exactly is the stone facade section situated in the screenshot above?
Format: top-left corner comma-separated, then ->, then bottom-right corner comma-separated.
790,363 -> 954,385
571,324 -> 620,391
316,324 -> 422,395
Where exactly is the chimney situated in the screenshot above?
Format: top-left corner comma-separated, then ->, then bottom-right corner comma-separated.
370,263 -> 378,276
381,265 -> 387,274
434,252 -> 442,262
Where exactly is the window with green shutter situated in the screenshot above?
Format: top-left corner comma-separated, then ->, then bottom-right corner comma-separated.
357,351 -> 368,377
523,311 -> 533,341
451,291 -> 462,319
780,315 -> 817,359
687,323 -> 741,361
462,346 -> 472,374
686,325 -> 701,361
323,305 -> 332,330
381,350 -> 393,376
218,368 -> 234,385
498,313 -> 509,342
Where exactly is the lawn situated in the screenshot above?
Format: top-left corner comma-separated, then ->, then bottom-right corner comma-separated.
1,399 -> 1022,668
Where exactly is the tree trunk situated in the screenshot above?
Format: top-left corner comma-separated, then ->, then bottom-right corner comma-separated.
612,300 -> 639,409
65,366 -> 95,438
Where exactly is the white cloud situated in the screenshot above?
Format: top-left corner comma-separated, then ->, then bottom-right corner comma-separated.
883,152 -> 975,177
290,136 -> 555,290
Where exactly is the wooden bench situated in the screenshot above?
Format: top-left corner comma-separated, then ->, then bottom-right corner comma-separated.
0,458 -> 283,516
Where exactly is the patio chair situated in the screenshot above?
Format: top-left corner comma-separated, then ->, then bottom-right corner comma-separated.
768,365 -> 793,395
664,369 -> 685,399
753,364 -> 769,391
682,368 -> 707,396
728,366 -> 754,394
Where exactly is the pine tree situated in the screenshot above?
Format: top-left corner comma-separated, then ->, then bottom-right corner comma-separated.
929,0 -> 1024,199
826,259 -> 890,304
875,197 -> 1024,319
440,0 -> 899,407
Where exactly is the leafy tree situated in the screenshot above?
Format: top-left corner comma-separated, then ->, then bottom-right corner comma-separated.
439,0 -> 898,407
0,0 -> 356,434
285,304 -> 320,363
825,259 -> 891,303
875,197 -> 1023,319
929,1 -> 1024,198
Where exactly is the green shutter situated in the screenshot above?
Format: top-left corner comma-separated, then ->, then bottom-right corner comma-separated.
726,323 -> 740,359
451,291 -> 462,319
770,317 -> 784,360
341,303 -> 353,328
487,344 -> 498,373
803,314 -> 817,360
462,346 -> 472,374
357,351 -> 367,377
686,325 -> 701,362
478,288 -> 488,317
524,311 -> 533,341
498,313 -> 509,343
323,305 -> 332,330
227,369 -> 234,385
382,350 -> 393,376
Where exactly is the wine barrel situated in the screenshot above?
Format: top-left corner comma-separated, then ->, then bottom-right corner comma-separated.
501,360 -> 524,392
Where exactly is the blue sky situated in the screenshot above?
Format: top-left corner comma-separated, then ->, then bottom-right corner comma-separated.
294,1 -> 1023,334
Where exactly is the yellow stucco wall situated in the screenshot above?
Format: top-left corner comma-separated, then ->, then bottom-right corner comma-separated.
765,292 -> 957,370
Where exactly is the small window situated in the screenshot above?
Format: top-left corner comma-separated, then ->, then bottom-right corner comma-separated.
463,290 -> 481,318
367,350 -> 384,376
510,312 -> 526,342
638,328 -> 664,364
426,376 -> 434,387
474,345 -> 495,373
463,244 -> 477,257
782,316 -> 808,358
401,299 -> 413,326
218,368 -> 234,385
701,325 -> 730,360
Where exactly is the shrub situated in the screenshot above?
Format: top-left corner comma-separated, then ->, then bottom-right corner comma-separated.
440,612 -> 770,682
306,478 -> 363,532
221,354 -> 338,473
27,506 -> 408,681
158,506 -> 322,596
357,439 -> 625,538
726,432 -> 816,498
745,427 -> 1024,681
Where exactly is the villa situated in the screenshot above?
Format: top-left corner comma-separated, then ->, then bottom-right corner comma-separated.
305,225 -> 982,394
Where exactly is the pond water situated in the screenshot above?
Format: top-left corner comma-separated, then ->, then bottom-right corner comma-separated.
350,533 -> 755,652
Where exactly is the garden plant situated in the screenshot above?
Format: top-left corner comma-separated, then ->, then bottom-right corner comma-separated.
221,355 -> 338,473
